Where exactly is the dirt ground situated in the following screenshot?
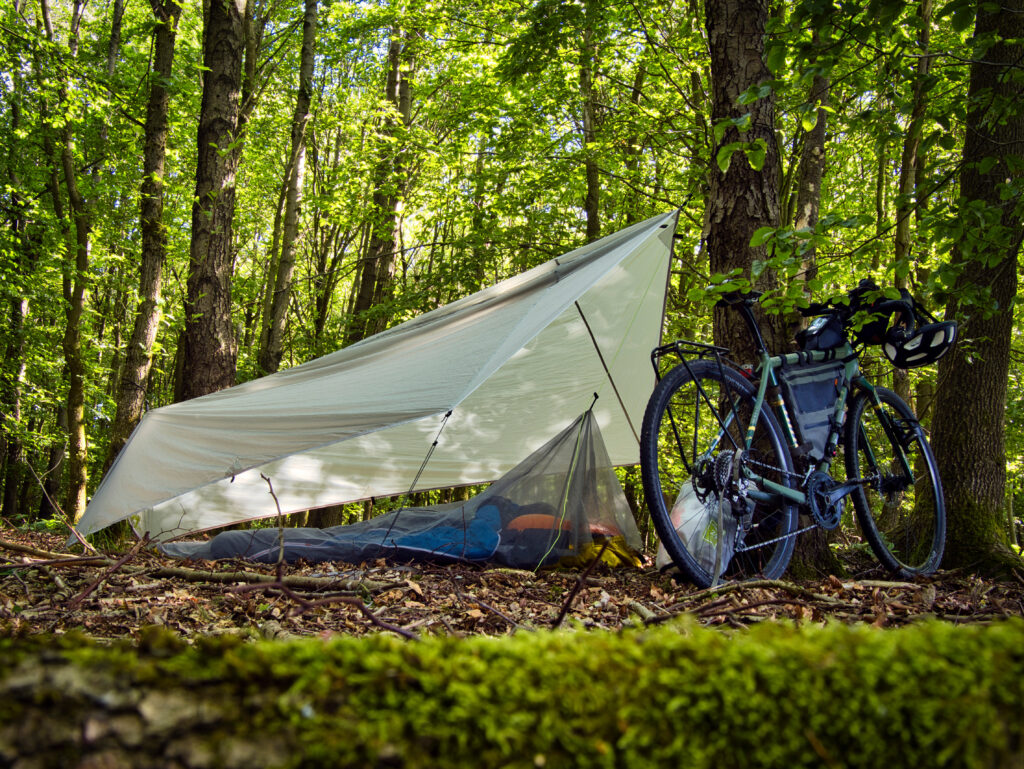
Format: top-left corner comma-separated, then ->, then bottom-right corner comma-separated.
1,526 -> 1022,643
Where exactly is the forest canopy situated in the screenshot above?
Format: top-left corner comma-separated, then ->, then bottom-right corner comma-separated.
0,0 -> 1021,569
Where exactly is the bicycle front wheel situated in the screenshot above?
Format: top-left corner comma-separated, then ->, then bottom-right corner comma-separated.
640,358 -> 798,587
844,386 -> 946,576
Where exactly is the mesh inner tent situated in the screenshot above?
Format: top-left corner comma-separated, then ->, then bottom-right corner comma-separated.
160,410 -> 642,570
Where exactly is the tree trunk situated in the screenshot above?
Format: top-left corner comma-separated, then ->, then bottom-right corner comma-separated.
1,69 -> 31,520
257,0 -> 317,375
891,0 -> 933,404
40,0 -> 92,522
893,0 -> 932,271
580,0 -> 601,242
791,65 -> 829,280
104,0 -> 181,472
180,0 -> 247,400
705,0 -> 786,360
930,0 -> 1024,575
38,407 -> 66,521
347,31 -> 415,345
788,44 -> 841,579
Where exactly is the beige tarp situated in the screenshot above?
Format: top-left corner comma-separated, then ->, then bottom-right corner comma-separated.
75,210 -> 678,540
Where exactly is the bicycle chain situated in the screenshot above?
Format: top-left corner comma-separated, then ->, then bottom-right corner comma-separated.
730,450 -> 818,553
735,523 -> 818,553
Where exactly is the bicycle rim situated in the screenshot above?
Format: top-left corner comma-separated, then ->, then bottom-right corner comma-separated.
845,386 -> 946,576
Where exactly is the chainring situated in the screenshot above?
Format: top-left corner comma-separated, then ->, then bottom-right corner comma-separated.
806,470 -> 843,530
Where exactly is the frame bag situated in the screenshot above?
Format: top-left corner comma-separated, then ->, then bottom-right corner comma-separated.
777,360 -> 845,460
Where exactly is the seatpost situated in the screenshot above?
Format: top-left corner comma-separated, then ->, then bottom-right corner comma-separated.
733,298 -> 770,356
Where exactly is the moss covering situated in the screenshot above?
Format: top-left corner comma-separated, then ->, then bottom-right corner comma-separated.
1,620 -> 1022,768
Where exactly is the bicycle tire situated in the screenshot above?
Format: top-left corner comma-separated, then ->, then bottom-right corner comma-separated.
843,386 -> 946,576
640,358 -> 798,587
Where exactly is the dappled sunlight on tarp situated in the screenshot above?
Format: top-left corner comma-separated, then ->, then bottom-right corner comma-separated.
161,411 -> 642,570
77,211 -> 678,541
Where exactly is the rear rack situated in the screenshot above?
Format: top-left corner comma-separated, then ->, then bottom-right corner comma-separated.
651,339 -> 731,372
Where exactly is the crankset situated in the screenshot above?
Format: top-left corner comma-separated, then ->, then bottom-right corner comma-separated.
805,471 -> 862,530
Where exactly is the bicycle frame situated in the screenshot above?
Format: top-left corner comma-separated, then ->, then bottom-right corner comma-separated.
744,344 -> 859,507
650,337 -> 912,515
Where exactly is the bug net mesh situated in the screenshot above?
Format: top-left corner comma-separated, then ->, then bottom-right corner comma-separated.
160,410 -> 643,570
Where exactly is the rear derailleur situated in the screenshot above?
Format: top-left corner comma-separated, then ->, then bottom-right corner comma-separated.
693,450 -> 756,532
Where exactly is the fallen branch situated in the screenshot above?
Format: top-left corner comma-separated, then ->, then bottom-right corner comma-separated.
0,538 -> 81,562
458,589 -> 530,633
168,566 -> 397,593
552,540 -> 610,629
2,555 -> 111,569
67,535 -> 151,610
671,579 -> 839,609
237,580 -> 418,641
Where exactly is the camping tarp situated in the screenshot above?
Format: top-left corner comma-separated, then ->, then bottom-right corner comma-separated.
75,210 -> 678,541
160,410 -> 642,569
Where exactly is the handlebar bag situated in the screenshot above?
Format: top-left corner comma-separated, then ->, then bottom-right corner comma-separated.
796,315 -> 845,351
777,360 -> 846,461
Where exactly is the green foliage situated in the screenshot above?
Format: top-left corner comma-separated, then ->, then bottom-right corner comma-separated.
0,0 -> 1020,540
1,621 -> 1022,767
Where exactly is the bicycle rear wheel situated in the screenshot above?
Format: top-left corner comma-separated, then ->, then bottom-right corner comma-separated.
844,386 -> 946,576
640,358 -> 798,587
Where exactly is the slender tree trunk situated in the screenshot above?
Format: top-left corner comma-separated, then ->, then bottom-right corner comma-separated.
787,45 -> 841,578
580,0 -> 601,242
792,63 -> 829,280
623,60 -> 647,225
40,0 -> 92,522
180,0 -> 247,400
258,0 -> 317,375
256,175 -> 289,361
930,0 -> 1024,574
705,0 -> 786,360
890,0 -> 933,403
104,0 -> 181,472
347,31 -> 415,345
1,65 -> 30,519
38,407 -> 66,520
59,124 -> 90,522
893,0 -> 932,270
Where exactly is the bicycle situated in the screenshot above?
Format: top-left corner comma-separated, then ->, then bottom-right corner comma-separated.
639,282 -> 958,588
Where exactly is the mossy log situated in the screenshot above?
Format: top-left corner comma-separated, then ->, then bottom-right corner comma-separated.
1,620 -> 1022,769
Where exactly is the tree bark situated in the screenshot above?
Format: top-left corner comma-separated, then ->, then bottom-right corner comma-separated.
791,68 -> 829,280
930,0 -> 1024,574
180,0 -> 248,400
893,0 -> 932,271
346,31 -> 415,345
787,41 -> 841,579
104,0 -> 181,472
580,0 -> 601,242
39,0 -> 92,522
705,0 -> 786,362
1,66 -> 31,520
257,0 -> 317,375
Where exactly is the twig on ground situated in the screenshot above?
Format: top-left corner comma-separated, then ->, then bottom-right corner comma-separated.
2,555 -> 112,569
67,535 -> 151,610
230,578 -> 419,641
216,569 -> 397,592
458,589 -> 530,632
0,538 -> 87,562
672,579 -> 838,608
552,541 -> 610,629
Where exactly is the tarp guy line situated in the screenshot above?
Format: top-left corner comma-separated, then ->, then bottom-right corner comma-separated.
574,301 -> 638,445
377,409 -> 454,552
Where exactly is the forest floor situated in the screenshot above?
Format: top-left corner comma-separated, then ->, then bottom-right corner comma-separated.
1,525 -> 1022,643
